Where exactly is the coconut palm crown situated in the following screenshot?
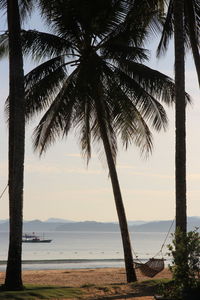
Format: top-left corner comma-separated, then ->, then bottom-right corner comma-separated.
157,0 -> 200,86
0,0 -> 179,159
0,0 -> 180,159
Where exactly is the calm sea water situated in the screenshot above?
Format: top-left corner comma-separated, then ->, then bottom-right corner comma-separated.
0,231 -> 172,271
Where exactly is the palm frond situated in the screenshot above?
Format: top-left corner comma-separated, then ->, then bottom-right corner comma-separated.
0,0 -> 6,9
101,42 -> 149,63
102,64 -> 153,154
0,33 -> 9,59
78,100 -> 92,164
25,57 -> 67,120
40,0 -> 127,42
19,0 -> 35,20
157,0 -> 174,57
88,77 -> 118,163
125,0 -> 163,44
33,68 -> 80,154
21,30 -> 73,61
0,0 -> 35,20
185,0 -> 200,46
117,60 -> 178,104
102,61 -> 169,133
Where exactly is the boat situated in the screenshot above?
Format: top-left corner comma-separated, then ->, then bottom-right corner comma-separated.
22,233 -> 52,243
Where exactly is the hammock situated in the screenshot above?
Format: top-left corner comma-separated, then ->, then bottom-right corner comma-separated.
133,257 -> 165,277
131,220 -> 174,278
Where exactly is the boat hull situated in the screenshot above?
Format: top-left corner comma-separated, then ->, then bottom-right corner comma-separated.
22,239 -> 52,243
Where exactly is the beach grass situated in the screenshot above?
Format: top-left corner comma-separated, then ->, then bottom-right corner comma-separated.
0,285 -> 83,299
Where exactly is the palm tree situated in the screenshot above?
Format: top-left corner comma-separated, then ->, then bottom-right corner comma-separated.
0,0 -> 33,290
0,0 -> 179,283
172,0 -> 189,288
173,0 -> 187,234
155,0 -> 200,233
157,0 -> 200,87
4,0 -> 25,290
141,0 -> 200,290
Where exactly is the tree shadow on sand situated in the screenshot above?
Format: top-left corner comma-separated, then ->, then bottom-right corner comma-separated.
86,280 -> 160,299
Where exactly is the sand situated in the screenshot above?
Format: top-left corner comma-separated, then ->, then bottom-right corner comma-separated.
0,268 -> 172,299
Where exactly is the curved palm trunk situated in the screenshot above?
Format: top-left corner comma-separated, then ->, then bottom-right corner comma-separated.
94,96 -> 137,283
174,0 -> 187,233
4,0 -> 25,290
185,0 -> 200,87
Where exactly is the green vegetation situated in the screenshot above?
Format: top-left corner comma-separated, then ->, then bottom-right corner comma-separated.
131,279 -> 173,298
131,278 -> 172,291
157,230 -> 200,299
80,283 -> 95,288
0,280 -> 173,299
0,285 -> 83,300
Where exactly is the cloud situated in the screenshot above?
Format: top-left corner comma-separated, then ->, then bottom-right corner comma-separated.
0,161 -> 8,179
118,167 -> 174,179
66,153 -> 97,158
124,189 -> 173,196
188,173 -> 200,181
65,153 -> 82,158
26,162 -> 102,175
63,188 -> 110,195
117,164 -> 136,170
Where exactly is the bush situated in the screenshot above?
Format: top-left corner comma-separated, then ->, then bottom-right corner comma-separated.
160,229 -> 200,299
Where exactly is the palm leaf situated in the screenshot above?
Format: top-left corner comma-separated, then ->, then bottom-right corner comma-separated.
25,57 -> 67,120
33,68 -> 80,154
101,64 -> 153,154
21,30 -> 73,61
157,0 -> 174,57
0,33 -> 9,59
117,60 -> 178,104
0,0 -> 34,20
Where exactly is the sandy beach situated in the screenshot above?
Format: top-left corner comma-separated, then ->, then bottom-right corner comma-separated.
0,267 -> 172,299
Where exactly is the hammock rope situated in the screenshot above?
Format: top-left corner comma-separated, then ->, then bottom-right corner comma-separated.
0,183 -> 8,200
132,219 -> 175,277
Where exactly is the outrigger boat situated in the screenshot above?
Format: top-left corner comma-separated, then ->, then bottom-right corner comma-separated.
22,233 -> 52,243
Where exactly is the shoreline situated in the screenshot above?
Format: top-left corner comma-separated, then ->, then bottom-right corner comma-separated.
0,258 -> 125,264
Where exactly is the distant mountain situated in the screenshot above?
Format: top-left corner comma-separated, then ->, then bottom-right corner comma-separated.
130,217 -> 200,232
130,220 -> 174,232
0,216 -> 199,232
0,220 -> 59,232
128,220 -> 147,226
46,218 -> 75,223
0,219 -> 8,224
0,221 -> 8,231
56,221 -> 120,232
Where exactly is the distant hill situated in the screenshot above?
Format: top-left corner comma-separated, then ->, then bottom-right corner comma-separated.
46,218 -> 75,223
130,217 -> 200,232
128,221 -> 147,226
56,221 -> 120,231
0,217 -> 199,232
0,220 -> 61,232
53,217 -> 200,232
0,219 -> 8,224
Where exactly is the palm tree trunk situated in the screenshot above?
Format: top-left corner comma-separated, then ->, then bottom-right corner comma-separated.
185,0 -> 200,88
174,0 -> 187,232
4,0 -> 25,290
94,95 -> 137,283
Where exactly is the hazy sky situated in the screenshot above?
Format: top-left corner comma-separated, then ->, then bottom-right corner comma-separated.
0,10 -> 199,222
